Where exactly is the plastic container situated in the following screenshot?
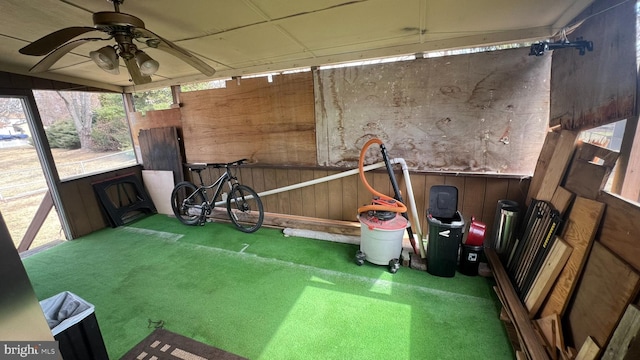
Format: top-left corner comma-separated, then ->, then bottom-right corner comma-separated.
426,211 -> 465,277
40,291 -> 109,360
459,244 -> 484,276
359,212 -> 408,265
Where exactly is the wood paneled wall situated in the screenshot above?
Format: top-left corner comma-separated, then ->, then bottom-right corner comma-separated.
59,165 -> 143,238
187,165 -> 529,240
179,73 -> 316,165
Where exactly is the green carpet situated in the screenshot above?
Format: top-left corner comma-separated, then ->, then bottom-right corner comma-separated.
23,214 -> 513,359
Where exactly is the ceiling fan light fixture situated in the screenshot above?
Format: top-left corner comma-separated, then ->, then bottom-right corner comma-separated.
90,45 -> 119,74
135,50 -> 159,76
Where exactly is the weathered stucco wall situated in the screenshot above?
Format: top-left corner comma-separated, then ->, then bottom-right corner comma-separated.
315,48 -> 551,175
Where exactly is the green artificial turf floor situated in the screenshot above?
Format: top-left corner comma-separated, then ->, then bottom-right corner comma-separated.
22,214 -> 513,359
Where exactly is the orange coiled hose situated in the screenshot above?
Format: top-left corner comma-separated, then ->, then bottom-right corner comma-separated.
357,138 -> 407,214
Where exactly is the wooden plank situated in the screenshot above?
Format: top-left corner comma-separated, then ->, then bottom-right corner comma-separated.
341,173 -> 359,222
574,337 -> 600,360
275,168 -> 291,215
138,127 -> 184,185
620,116 -> 640,201
327,172 -> 343,220
180,73 -> 316,166
549,0 -> 636,130
540,196 -> 605,318
17,191 -> 53,252
550,187 -> 575,216
299,169 -> 316,218
527,131 -> 561,206
287,169 -> 303,216
574,142 -> 619,167
524,238 -> 572,317
313,170 -> 329,219
262,168 -> 278,213
207,209 -> 360,236
564,160 -> 612,200
597,191 -> 640,272
486,248 -> 549,360
534,313 -> 565,359
567,241 -> 640,351
463,177 -> 486,240
536,130 -> 578,202
602,305 -> 640,360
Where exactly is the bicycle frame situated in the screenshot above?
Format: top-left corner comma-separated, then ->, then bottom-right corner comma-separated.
189,165 -> 237,213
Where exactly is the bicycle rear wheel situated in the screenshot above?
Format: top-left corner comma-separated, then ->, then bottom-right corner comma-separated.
171,181 -> 206,225
227,184 -> 264,233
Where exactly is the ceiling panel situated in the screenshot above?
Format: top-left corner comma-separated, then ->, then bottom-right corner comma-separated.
277,0 -> 422,51
249,0 -> 360,19
184,22 -> 307,67
0,0 -> 597,91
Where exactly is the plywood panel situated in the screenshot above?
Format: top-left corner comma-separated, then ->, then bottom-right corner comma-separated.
567,241 -> 640,351
314,169 -> 329,219
128,108 -> 182,148
141,170 -> 174,215
597,191 -> 640,272
316,48 -> 550,174
180,73 -> 316,165
540,197 -> 605,318
138,127 -> 184,185
549,0 -> 636,130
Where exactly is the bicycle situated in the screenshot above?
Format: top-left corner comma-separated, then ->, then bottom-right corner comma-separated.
170,159 -> 264,233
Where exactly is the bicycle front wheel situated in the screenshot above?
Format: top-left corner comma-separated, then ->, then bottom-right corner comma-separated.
171,181 -> 206,225
227,184 -> 264,233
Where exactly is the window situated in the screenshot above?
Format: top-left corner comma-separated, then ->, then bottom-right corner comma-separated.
33,90 -> 136,180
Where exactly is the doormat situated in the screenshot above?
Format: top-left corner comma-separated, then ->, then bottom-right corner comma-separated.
120,328 -> 248,360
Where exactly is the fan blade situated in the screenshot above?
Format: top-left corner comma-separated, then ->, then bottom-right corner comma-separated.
135,28 -> 215,76
124,57 -> 152,85
29,38 -> 102,73
20,27 -> 100,56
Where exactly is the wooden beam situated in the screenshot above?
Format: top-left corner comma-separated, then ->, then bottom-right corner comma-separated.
611,116 -> 638,194
17,191 -> 53,252
486,248 -> 549,360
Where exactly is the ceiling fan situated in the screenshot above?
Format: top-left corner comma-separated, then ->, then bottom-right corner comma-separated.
19,0 -> 215,85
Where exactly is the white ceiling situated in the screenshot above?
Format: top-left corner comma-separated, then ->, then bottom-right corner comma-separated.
0,0 -> 595,92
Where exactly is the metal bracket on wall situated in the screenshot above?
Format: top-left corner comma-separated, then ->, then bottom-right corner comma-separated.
529,38 -> 594,56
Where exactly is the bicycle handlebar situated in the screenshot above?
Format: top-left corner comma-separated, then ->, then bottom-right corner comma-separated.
185,159 -> 248,171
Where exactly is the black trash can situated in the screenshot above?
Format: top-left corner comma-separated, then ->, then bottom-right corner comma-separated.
459,244 -> 483,276
426,211 -> 465,277
40,291 -> 109,360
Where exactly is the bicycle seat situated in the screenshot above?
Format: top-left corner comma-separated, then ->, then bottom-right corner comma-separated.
185,163 -> 208,171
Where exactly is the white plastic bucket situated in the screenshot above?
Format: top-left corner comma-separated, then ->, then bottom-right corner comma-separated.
359,213 -> 407,265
